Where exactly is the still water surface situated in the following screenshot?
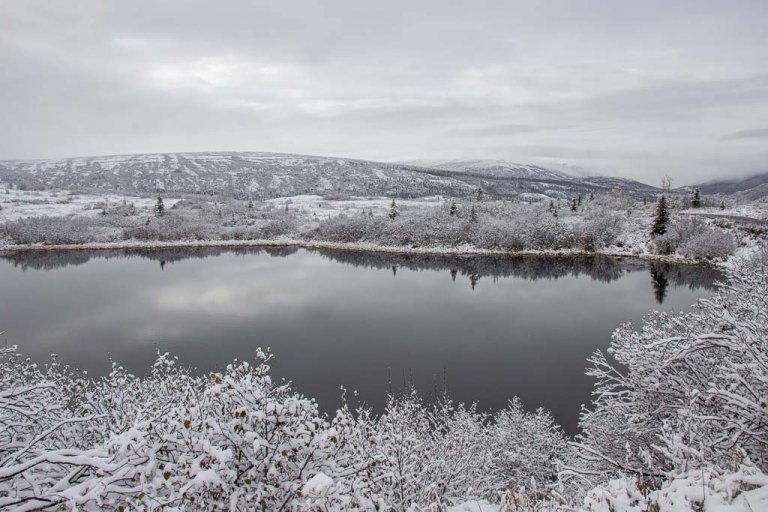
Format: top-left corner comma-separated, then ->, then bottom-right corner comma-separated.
0,247 -> 721,433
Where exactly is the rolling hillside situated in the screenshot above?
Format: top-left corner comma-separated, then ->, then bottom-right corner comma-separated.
0,152 -> 660,200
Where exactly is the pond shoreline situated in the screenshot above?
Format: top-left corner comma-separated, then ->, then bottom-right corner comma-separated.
0,237 -> 719,266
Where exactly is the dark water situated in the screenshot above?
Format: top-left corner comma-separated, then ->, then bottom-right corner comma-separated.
0,247 -> 722,434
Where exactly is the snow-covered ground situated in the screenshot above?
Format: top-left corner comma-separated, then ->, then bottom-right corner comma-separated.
685,203 -> 768,221
447,465 -> 768,512
0,187 -> 179,221
265,194 -> 444,220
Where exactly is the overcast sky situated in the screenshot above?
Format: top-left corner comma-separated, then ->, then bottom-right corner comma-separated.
1,1 -> 767,185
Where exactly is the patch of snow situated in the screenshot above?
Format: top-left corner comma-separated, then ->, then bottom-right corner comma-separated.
447,500 -> 500,512
302,472 -> 334,496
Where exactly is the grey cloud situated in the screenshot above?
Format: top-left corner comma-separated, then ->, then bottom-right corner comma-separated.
723,128 -> 768,140
448,124 -> 573,137
1,0 -> 768,185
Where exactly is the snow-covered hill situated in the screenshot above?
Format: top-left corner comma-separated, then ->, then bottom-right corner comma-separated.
698,171 -> 768,200
0,151 -> 660,200
0,152 -> 474,200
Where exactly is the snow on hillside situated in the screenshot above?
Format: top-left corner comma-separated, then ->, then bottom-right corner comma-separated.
0,151 -> 662,202
408,159 -> 573,180
0,152 -> 474,200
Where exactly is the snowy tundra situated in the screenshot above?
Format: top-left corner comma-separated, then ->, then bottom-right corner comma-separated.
1,187 -> 762,266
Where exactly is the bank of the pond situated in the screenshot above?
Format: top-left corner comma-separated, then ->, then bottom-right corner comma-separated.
0,237 -> 725,267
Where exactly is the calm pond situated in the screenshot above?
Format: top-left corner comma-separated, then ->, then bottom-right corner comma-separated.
0,247 -> 722,434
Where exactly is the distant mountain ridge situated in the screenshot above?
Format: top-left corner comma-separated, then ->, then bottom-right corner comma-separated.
0,151 -> 660,200
698,171 -> 768,198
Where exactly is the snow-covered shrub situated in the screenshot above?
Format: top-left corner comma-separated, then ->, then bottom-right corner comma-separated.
385,206 -> 471,247
313,205 -> 473,247
338,392 -> 568,509
678,228 -> 735,260
486,399 -> 568,491
576,213 -> 624,252
651,231 -> 677,255
93,355 -> 363,511
650,217 -> 733,259
569,253 -> 768,486
313,213 -> 386,242
587,192 -> 636,212
122,213 -> 214,241
516,208 -> 575,250
578,463 -> 768,512
651,216 -> 705,255
0,215 -> 107,244
473,217 -> 525,251
1,345 -> 569,510
255,214 -> 299,239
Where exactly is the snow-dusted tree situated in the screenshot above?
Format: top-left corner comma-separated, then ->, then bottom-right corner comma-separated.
651,195 -> 670,236
720,200 -> 726,210
661,174 -> 673,192
469,205 -> 478,223
449,201 -> 457,216
475,187 -> 483,202
691,188 -> 702,208
389,198 -> 399,220
155,196 -> 165,216
570,198 -> 577,212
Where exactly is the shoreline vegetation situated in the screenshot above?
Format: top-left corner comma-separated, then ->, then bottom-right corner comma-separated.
2,189 -> 761,268
0,236 -> 727,266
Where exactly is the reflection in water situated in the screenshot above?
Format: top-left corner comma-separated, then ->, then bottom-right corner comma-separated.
0,247 -> 722,434
0,247 -> 722,299
650,264 -> 670,304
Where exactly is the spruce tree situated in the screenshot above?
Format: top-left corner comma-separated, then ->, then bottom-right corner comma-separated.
570,198 -> 577,212
469,205 -> 478,223
388,198 -> 399,220
720,200 -> 726,210
651,195 -> 670,236
155,196 -> 165,216
449,201 -> 457,216
691,188 -> 702,208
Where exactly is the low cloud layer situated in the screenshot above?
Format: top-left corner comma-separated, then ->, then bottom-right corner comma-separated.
1,0 -> 767,185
